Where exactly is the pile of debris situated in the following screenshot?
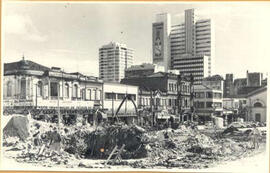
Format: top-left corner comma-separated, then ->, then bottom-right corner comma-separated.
2,115 -> 266,169
63,123 -> 148,159
128,126 -> 260,169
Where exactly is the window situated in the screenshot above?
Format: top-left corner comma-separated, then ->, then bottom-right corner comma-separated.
86,89 -> 90,100
81,89 -> 85,100
90,89 -> 94,100
117,93 -> 125,100
255,113 -> 261,122
50,82 -> 58,97
139,98 -> 142,105
168,99 -> 172,106
7,81 -> 12,97
254,102 -> 263,107
206,92 -> 213,98
128,94 -> 136,101
195,102 -> 204,108
96,90 -> 101,100
72,84 -> 78,98
184,99 -> 188,107
21,79 -> 27,99
195,92 -> 205,98
105,92 -> 116,100
64,83 -> 69,98
37,81 -> 43,97
214,93 -> 222,99
206,102 -> 213,108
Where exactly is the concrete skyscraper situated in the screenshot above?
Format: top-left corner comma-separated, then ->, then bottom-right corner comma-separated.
152,13 -> 171,72
99,42 -> 134,83
152,9 -> 215,84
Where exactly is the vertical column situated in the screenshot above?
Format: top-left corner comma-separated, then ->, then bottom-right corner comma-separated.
48,80 -> 51,100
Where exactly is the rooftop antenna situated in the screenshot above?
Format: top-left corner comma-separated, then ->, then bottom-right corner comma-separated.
120,31 -> 124,44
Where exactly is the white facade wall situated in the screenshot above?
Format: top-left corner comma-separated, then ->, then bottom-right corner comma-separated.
103,83 -> 138,115
223,98 -> 240,110
194,85 -> 223,116
246,88 -> 267,122
3,74 -> 102,109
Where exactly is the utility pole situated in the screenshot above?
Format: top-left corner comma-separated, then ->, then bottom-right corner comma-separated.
112,91 -> 114,118
190,74 -> 194,122
177,74 -> 182,119
35,83 -> 38,108
57,83 -> 60,130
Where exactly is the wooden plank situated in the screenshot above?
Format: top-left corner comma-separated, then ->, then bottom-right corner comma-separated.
104,145 -> 118,166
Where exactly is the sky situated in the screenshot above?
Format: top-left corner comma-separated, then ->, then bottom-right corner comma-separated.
2,1 -> 270,78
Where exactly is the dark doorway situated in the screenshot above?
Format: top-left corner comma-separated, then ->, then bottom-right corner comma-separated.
255,113 -> 261,122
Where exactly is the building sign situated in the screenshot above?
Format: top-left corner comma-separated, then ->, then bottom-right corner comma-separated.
152,22 -> 164,61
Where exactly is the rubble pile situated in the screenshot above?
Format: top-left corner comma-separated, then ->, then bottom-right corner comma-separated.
2,115 -> 267,169
63,123 -> 148,159
129,126 -> 259,169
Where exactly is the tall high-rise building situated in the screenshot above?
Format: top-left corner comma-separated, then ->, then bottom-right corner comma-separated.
99,42 -> 134,82
152,13 -> 171,72
153,9 -> 215,81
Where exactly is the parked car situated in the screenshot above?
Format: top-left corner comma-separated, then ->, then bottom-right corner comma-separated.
228,122 -> 246,128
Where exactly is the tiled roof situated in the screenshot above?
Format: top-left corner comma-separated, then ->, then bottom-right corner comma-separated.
4,60 -> 50,72
246,85 -> 267,97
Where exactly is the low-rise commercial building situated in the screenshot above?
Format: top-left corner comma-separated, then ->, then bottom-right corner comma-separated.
103,82 -> 138,117
121,72 -> 193,120
3,58 -> 104,125
3,58 -> 103,110
245,86 -> 267,123
193,84 -> 223,122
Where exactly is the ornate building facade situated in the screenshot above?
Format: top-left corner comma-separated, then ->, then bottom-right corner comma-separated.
3,58 -> 103,115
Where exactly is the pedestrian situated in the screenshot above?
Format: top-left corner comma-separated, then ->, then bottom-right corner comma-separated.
249,124 -> 261,149
49,127 -> 62,156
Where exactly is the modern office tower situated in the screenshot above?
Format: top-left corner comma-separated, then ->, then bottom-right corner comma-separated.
170,24 -> 186,68
184,9 -> 196,55
152,13 -> 171,71
173,54 -> 210,85
99,42 -> 134,83
195,19 -> 215,75
154,8 -> 214,78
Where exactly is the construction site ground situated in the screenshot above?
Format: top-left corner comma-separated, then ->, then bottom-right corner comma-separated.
1,115 -> 268,171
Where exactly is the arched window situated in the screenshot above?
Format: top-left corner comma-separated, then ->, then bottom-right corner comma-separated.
50,82 -> 58,97
254,102 -> 263,107
64,83 -> 69,98
7,81 -> 12,97
72,84 -> 78,98
21,78 -> 26,99
37,81 -> 43,97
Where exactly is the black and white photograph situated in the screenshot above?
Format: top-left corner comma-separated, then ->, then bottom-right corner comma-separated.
1,1 -> 269,172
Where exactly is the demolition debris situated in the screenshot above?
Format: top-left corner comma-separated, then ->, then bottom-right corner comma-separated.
2,114 -> 266,169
